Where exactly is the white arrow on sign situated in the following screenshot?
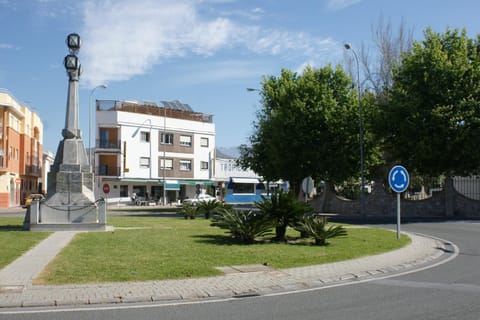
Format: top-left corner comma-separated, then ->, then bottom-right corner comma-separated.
393,169 -> 407,189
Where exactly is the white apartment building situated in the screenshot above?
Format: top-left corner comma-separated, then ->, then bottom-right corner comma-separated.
94,100 -> 215,205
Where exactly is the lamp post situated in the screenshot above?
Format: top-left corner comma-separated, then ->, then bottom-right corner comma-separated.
163,106 -> 167,206
344,43 -> 365,216
89,84 -> 107,167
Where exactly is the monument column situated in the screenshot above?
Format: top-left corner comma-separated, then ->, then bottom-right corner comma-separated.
27,33 -> 106,231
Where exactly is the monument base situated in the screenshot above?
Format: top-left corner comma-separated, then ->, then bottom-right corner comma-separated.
25,199 -> 107,232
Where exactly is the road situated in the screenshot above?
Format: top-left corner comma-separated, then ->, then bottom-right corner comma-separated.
1,221 -> 479,320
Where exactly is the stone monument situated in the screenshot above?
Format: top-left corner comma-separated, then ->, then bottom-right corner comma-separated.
27,33 -> 106,231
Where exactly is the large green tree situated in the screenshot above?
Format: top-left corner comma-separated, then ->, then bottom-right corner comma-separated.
379,28 -> 480,176
240,65 -> 379,194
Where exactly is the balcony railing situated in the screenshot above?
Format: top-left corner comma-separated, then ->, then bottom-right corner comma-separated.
96,166 -> 121,177
96,139 -> 121,149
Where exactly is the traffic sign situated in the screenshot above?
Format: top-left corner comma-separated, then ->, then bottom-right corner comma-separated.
301,176 -> 314,194
103,183 -> 110,194
388,165 -> 409,193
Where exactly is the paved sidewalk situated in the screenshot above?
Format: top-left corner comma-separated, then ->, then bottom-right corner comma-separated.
0,231 -> 453,308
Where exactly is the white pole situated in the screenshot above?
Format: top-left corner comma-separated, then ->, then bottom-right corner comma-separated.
397,193 -> 401,239
163,106 -> 167,206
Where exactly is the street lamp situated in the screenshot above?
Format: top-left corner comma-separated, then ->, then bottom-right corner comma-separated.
344,43 -> 365,216
162,106 -> 167,206
89,84 -> 107,167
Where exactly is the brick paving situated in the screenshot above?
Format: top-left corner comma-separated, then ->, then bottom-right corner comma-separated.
0,230 -> 451,308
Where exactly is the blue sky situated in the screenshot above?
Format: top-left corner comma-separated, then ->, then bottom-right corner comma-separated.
1,0 -> 479,153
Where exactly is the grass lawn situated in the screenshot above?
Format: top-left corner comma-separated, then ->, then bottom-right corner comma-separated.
36,216 -> 410,285
0,217 -> 51,269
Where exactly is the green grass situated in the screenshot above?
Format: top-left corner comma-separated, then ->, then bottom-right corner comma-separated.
0,217 -> 51,268
36,216 -> 410,285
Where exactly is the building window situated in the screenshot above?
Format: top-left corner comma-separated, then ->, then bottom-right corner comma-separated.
200,137 -> 209,147
160,158 -> 173,170
233,183 -> 255,194
179,135 -> 192,147
179,160 -> 192,171
161,133 -> 174,145
200,161 -> 209,170
140,131 -> 150,143
140,157 -> 150,168
120,185 -> 128,197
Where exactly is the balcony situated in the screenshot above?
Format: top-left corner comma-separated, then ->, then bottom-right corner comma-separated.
96,165 -> 121,177
96,139 -> 121,150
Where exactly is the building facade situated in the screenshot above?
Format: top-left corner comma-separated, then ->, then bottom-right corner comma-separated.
0,89 -> 43,208
95,100 -> 215,205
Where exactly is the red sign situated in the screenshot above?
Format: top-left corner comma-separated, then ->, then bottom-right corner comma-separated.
103,183 -> 110,194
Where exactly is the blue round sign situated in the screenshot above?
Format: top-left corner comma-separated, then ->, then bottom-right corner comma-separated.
388,165 -> 409,193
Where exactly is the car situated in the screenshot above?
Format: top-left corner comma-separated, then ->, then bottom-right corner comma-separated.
23,193 -> 45,208
182,194 -> 217,205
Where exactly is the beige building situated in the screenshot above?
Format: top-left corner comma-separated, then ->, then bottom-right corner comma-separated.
0,89 -> 43,208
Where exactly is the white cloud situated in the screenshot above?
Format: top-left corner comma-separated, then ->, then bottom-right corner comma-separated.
0,43 -> 19,50
325,0 -> 361,11
80,0 -> 339,87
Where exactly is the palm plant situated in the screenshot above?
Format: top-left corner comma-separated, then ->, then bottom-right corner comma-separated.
255,189 -> 313,242
197,199 -> 221,219
295,216 -> 347,245
180,203 -> 200,219
210,207 -> 273,244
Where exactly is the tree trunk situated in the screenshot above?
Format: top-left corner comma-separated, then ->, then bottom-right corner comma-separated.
318,181 -> 334,212
275,225 -> 287,242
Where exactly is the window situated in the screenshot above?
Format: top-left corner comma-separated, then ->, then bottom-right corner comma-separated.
200,161 -> 209,170
179,160 -> 192,171
160,158 -> 173,170
179,135 -> 192,147
233,183 -> 255,194
140,131 -> 150,143
120,185 -> 128,197
161,133 -> 174,145
200,137 -> 209,147
140,157 -> 150,168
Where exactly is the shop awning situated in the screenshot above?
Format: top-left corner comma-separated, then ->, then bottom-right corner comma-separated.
231,177 -> 261,184
164,180 -> 180,190
178,180 -> 215,186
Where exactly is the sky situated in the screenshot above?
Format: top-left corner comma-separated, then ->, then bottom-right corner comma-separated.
1,0 -> 479,154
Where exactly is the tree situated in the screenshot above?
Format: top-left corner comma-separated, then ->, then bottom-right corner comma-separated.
239,65 -> 379,194
353,16 -> 413,101
379,28 -> 480,176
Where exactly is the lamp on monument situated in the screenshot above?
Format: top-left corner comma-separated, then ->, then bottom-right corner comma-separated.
66,33 -> 81,52
64,54 -> 79,71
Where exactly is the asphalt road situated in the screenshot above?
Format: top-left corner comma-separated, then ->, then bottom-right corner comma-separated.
2,221 -> 479,320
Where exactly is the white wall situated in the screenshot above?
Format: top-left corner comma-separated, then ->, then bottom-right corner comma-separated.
96,109 -> 215,182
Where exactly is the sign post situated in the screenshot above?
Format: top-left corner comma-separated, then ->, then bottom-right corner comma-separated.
103,183 -> 110,210
388,165 -> 409,239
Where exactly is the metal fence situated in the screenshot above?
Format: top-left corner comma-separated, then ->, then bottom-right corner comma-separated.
403,175 -> 480,201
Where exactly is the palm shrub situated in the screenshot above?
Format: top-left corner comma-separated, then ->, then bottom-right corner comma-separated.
255,190 -> 313,242
210,207 -> 273,244
197,199 -> 221,219
295,215 -> 347,245
180,203 -> 200,219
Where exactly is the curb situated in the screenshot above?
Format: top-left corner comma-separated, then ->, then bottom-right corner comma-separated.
0,232 -> 457,310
